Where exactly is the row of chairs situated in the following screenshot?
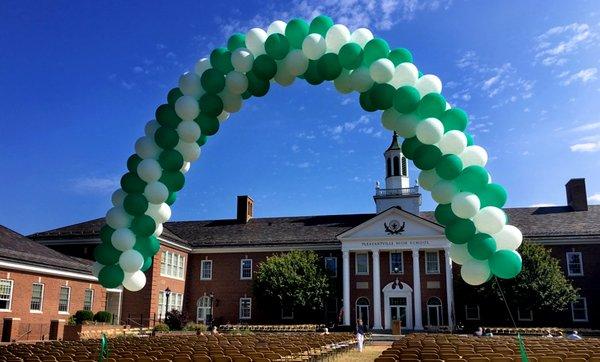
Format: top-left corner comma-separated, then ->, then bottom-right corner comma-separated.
218,325 -> 325,333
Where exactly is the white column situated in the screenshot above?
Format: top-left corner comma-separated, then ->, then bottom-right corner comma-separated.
444,247 -> 455,331
412,248 -> 423,330
372,250 -> 383,330
342,250 -> 351,325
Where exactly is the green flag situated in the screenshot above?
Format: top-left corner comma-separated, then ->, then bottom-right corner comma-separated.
517,333 -> 528,362
98,333 -> 108,362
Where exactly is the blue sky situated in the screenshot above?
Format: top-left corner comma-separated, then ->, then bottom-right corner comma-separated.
1,0 -> 600,235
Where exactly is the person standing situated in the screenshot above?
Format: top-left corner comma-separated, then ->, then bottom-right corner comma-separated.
356,319 -> 366,352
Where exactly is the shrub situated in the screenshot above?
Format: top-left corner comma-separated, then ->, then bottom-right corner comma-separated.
153,323 -> 170,332
66,316 -> 76,326
164,309 -> 186,331
74,310 -> 94,325
183,322 -> 207,332
93,311 -> 112,323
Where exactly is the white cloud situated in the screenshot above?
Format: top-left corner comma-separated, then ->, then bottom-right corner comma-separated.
72,176 -> 119,194
535,23 -> 595,66
588,193 -> 600,204
570,142 -> 600,152
529,203 -> 557,207
571,121 -> 600,132
560,68 -> 597,86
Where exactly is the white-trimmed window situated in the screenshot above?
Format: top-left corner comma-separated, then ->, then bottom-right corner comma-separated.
571,297 -> 588,322
201,260 -> 213,280
58,286 -> 71,313
83,289 -> 94,311
517,306 -> 533,321
240,259 -> 253,280
325,257 -> 337,277
240,298 -> 252,319
160,251 -> 185,279
355,253 -> 369,275
30,283 -> 44,312
158,291 -> 183,317
390,251 -> 404,274
566,252 -> 584,276
196,296 -> 212,323
465,304 -> 480,320
282,305 -> 294,320
425,251 -> 440,274
0,279 -> 14,311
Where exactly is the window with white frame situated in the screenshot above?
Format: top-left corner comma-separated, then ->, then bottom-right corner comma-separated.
30,283 -> 44,312
196,296 -> 212,322
158,291 -> 184,317
355,253 -> 369,275
324,257 -> 337,277
83,289 -> 94,311
517,306 -> 533,321
240,259 -> 253,280
390,251 -> 404,274
0,279 -> 13,311
240,298 -> 252,319
425,251 -> 440,274
201,260 -> 213,280
58,286 -> 71,313
571,297 -> 588,322
160,251 -> 185,279
566,252 -> 584,276
465,304 -> 480,320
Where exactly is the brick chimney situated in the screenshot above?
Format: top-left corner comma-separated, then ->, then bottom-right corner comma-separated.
237,195 -> 254,223
566,178 -> 588,211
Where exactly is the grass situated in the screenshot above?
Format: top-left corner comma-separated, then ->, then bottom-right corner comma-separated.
332,343 -> 389,361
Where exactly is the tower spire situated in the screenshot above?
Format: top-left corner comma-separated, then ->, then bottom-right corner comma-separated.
386,131 -> 400,151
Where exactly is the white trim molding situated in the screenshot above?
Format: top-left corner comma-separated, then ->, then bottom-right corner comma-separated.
0,260 -> 97,281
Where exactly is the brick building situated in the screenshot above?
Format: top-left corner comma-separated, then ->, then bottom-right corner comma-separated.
26,133 -> 600,332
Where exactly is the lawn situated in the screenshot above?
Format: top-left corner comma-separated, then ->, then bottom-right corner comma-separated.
333,343 -> 390,361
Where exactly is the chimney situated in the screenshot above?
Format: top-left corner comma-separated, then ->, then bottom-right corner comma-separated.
566,178 -> 588,211
237,195 -> 254,223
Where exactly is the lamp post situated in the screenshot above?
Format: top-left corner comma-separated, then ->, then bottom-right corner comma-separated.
164,287 -> 171,322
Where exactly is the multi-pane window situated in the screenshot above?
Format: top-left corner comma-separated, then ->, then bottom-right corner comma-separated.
196,296 -> 212,322
240,259 -> 253,280
0,279 -> 14,311
390,252 -> 403,274
160,251 -> 185,279
324,257 -> 337,277
355,253 -> 369,275
58,286 -> 70,313
239,298 -> 252,319
517,306 -> 533,321
30,283 -> 44,312
281,305 -> 294,320
83,289 -> 94,311
425,251 -> 440,274
200,260 -> 213,280
158,291 -> 184,317
566,252 -> 584,276
465,304 -> 480,320
571,298 -> 588,322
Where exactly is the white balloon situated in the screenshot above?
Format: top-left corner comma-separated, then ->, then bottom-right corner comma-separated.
381,110 -> 419,138
144,119 -> 160,138
350,28 -> 373,48
91,262 -> 104,278
220,91 -> 243,113
334,69 -> 353,94
390,62 -> 419,88
119,249 -> 144,273
445,102 -> 452,110
175,140 -> 201,162
153,223 -> 164,237
369,58 -> 395,84
178,72 -> 202,98
180,161 -> 191,174
217,111 -> 230,122
461,259 -> 491,286
451,192 -> 481,219
493,225 -> 523,251
461,146 -> 488,167
431,180 -> 459,204
225,71 -> 248,95
194,57 -> 211,77
416,117 -> 444,145
175,95 -> 199,121
267,20 -> 287,35
106,207 -> 132,229
111,189 -> 127,207
473,206 -> 506,235
418,169 -> 441,191
137,159 -> 162,183
135,136 -> 161,159
416,74 -> 442,95
176,120 -> 201,143
439,130 -> 467,155
325,24 -> 351,53
284,49 -> 309,76
274,65 -> 295,86
111,228 -> 136,251
146,203 -> 171,224
246,28 -> 268,56
144,181 -> 169,204
231,48 -> 254,73
450,243 -> 473,265
122,270 -> 146,292
302,34 -> 327,60
350,67 -> 374,92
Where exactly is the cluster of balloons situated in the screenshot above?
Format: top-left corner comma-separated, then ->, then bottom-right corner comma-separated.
93,15 -> 523,291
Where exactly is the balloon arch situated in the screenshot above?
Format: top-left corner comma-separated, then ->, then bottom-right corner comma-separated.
92,15 -> 524,292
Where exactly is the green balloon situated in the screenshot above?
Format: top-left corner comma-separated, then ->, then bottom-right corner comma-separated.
246,71 -> 270,96
195,113 -> 220,136
436,154 -> 463,180
199,93 -> 224,117
123,193 -> 149,216
401,137 -> 424,160
363,38 -> 390,66
359,90 -> 377,112
441,108 -> 469,132
465,132 -> 474,146
241,90 -> 252,100
489,250 -> 522,279
417,93 -> 446,119
155,104 -> 181,129
131,215 -> 156,237
309,15 -> 334,36
265,33 -> 290,60
160,171 -> 185,192
98,264 -> 125,289
370,83 -> 395,110
338,43 -> 364,70
210,47 -> 233,74
477,183 -> 508,208
468,233 -> 497,260
317,53 -> 342,80
141,256 -> 153,272
457,166 -> 489,193
197,134 -> 208,147
121,172 -> 146,194
127,154 -> 142,173
94,242 -> 121,266
388,48 -> 413,66
434,203 -> 459,226
136,235 -> 160,255
393,86 -> 421,114
227,33 -> 246,51
159,149 -> 184,171
445,219 -> 476,244
200,68 -> 225,94
252,54 -> 277,80
285,18 -> 310,49
99,225 -> 115,244
167,88 -> 183,106
303,60 -> 324,85
165,191 -> 177,206
154,126 -> 179,149
413,144 -> 442,170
